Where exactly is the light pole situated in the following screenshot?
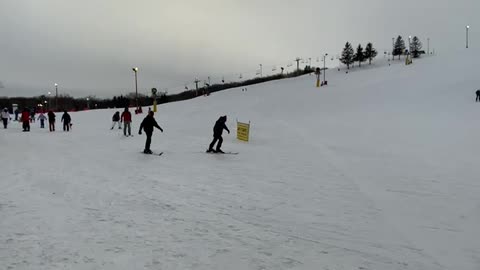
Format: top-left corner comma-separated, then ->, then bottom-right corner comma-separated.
408,35 -> 412,53
322,53 -> 328,85
48,91 -> 51,110
54,83 -> 58,111
466,25 -> 470,48
132,67 -> 139,108
392,37 -> 395,60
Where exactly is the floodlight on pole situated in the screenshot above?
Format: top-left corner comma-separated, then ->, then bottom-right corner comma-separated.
323,53 -> 328,84
54,83 -> 58,111
132,67 -> 139,108
466,25 -> 470,48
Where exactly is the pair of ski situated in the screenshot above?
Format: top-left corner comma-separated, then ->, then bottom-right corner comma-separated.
141,151 -> 164,156
206,150 -> 239,155
141,150 -> 239,156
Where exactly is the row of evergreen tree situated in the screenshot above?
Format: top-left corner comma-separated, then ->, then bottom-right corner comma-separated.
392,35 -> 424,59
339,36 -> 424,69
340,42 -> 378,69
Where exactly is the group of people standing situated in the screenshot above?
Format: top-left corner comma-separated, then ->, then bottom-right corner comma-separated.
1,108 -> 72,132
4,105 -> 231,155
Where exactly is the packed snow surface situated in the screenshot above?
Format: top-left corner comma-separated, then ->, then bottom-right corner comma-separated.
1,51 -> 480,270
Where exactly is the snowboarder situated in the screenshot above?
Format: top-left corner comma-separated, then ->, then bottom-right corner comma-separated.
476,90 -> 480,102
21,108 -> 30,132
138,111 -> 163,154
121,107 -> 132,136
1,108 -> 11,129
37,112 -> 47,128
61,111 -> 71,132
207,115 -> 230,153
111,111 -> 121,130
48,110 -> 56,131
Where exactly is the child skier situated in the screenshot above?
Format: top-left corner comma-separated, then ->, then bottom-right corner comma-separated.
207,115 -> 230,153
111,111 -> 121,129
121,107 -> 132,136
138,111 -> 163,154
37,112 -> 47,128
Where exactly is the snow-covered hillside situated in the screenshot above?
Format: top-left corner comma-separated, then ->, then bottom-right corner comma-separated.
1,51 -> 480,270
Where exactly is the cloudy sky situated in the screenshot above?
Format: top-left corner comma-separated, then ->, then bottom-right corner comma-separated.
0,0 -> 478,97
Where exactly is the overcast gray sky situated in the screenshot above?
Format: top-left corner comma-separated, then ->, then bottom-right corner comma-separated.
0,0 -> 478,97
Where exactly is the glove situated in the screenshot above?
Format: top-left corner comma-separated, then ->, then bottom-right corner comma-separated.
138,130 -> 142,135
160,128 -> 164,133
228,130 -> 230,134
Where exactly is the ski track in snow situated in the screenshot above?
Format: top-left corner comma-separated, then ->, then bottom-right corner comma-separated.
1,51 -> 480,270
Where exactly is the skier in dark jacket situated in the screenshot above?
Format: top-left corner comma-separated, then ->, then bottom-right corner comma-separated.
138,111 -> 163,154
476,90 -> 480,102
48,110 -> 56,131
111,111 -> 121,129
61,111 -> 71,132
207,115 -> 230,153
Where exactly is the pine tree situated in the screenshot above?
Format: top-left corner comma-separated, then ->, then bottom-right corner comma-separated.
340,42 -> 355,69
393,35 -> 406,60
364,42 -> 378,65
354,44 -> 365,67
410,36 -> 423,58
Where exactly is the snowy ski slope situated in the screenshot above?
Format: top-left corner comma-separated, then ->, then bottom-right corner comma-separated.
1,50 -> 480,270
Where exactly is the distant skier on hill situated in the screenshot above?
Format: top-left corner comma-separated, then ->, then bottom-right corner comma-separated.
111,111 -> 121,130
48,111 -> 56,131
207,115 -> 230,153
138,111 -> 163,154
476,90 -> 480,102
121,107 -> 132,136
1,108 -> 11,129
61,111 -> 71,132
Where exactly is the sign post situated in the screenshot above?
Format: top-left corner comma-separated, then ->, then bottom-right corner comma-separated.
237,121 -> 250,142
151,88 -> 158,112
315,67 -> 321,87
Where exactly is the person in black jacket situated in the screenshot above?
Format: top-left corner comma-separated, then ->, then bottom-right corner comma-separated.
61,111 -> 71,132
207,115 -> 230,153
138,111 -> 163,154
111,111 -> 121,130
476,90 -> 480,102
48,110 -> 56,131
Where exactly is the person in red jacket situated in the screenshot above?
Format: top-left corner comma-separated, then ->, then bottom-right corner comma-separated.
121,107 -> 132,136
21,108 -> 30,132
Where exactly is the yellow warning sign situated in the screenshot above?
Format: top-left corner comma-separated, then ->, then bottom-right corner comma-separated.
237,121 -> 250,142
